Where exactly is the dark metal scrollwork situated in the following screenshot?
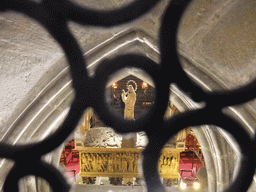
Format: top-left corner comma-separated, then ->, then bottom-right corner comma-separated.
0,0 -> 255,192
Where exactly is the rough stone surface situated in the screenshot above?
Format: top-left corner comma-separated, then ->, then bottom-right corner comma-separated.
0,1 -> 166,127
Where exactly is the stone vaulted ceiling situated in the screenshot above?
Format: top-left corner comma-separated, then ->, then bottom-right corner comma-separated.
1,0 -> 256,128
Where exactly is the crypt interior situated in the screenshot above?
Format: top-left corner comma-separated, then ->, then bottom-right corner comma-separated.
1,0 -> 256,192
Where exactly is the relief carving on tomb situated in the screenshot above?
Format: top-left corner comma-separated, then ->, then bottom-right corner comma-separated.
79,148 -> 180,179
80,152 -> 140,174
83,128 -> 122,148
158,151 -> 180,177
136,131 -> 148,148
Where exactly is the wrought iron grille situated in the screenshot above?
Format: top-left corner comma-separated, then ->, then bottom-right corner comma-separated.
0,0 -> 256,191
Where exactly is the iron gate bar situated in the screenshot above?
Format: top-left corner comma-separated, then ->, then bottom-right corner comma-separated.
0,0 -> 255,192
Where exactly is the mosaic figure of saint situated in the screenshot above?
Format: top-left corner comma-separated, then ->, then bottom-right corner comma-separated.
122,82 -> 137,120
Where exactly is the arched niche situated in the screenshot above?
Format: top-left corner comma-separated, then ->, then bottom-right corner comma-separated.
0,28 -> 255,192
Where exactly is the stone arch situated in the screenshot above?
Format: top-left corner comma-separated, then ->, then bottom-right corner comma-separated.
0,28 -> 255,192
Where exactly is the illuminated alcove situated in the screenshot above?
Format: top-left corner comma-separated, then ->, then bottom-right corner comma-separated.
58,71 -> 206,190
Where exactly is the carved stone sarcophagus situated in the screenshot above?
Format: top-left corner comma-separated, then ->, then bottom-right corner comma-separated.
79,148 -> 181,180
78,127 -> 184,184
